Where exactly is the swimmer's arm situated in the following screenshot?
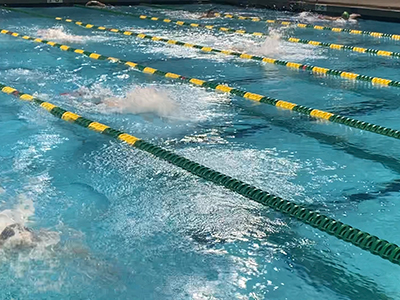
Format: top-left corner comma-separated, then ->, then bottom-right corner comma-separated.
319,15 -> 339,21
86,1 -> 106,7
350,13 -> 361,19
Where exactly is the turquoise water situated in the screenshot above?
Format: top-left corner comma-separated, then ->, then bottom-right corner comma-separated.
0,3 -> 400,299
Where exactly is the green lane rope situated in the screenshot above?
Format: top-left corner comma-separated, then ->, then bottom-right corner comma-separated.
212,12 -> 400,41
74,5 -> 400,60
1,82 -> 400,266
141,6 -> 400,42
2,27 -> 400,141
286,37 -> 400,58
5,8 -> 399,89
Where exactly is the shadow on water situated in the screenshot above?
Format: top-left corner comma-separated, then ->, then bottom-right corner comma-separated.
189,209 -> 393,300
346,178 -> 400,202
274,230 -> 393,300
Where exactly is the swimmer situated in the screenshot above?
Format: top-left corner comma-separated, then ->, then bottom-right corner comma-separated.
199,8 -> 217,19
0,196 -> 41,250
318,11 -> 361,21
85,1 -> 106,8
61,85 -> 179,120
0,223 -> 38,249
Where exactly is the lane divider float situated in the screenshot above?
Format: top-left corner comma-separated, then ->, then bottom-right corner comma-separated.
1,81 -> 400,266
211,11 -> 400,41
5,7 -> 400,86
73,5 -> 400,59
2,27 -> 400,141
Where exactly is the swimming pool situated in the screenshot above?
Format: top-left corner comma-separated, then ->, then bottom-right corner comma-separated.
0,2 -> 400,299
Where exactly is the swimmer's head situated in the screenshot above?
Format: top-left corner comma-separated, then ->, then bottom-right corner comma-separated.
0,223 -> 37,249
342,11 -> 350,20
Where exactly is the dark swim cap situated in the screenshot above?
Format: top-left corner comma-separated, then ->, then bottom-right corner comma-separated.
342,11 -> 350,20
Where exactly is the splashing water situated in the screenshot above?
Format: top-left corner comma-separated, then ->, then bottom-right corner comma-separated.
297,11 -> 322,23
226,28 -> 285,57
0,194 -> 35,235
252,28 -> 285,56
297,11 -> 357,24
63,84 -> 181,119
37,26 -> 109,43
0,192 -> 116,292
101,86 -> 179,118
37,27 -> 86,43
0,193 -> 60,253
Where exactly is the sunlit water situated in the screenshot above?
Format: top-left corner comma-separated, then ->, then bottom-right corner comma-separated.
0,3 -> 400,299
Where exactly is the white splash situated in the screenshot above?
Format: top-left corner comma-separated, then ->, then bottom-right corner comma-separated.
0,193 -> 60,252
37,26 -> 109,43
162,9 -> 204,20
243,28 -> 285,57
37,27 -> 86,43
296,11 -> 357,24
0,194 -> 34,235
100,86 -> 179,118
297,11 -> 321,23
63,84 -> 181,119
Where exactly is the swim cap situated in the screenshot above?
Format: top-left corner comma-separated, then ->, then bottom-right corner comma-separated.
342,11 -> 350,20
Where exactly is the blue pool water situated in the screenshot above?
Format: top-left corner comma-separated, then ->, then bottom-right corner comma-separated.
0,3 -> 400,299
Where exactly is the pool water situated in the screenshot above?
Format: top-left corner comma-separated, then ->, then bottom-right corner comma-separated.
0,3 -> 400,299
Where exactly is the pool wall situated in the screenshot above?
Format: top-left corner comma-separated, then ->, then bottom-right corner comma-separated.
0,0 -> 206,6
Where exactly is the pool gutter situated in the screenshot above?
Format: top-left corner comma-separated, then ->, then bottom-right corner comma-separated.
0,0 -> 209,7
